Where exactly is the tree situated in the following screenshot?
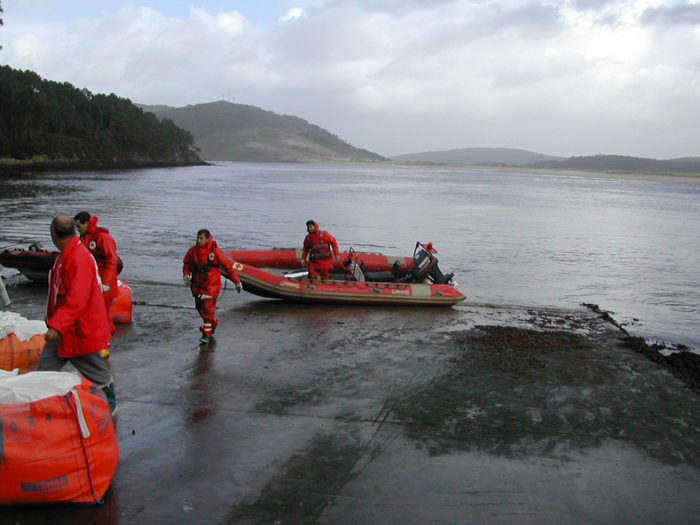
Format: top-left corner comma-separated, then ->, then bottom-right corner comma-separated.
1,1 -> 4,51
0,65 -> 200,162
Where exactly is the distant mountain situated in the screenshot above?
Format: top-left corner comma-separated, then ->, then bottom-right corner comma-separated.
532,155 -> 700,174
670,157 -> 700,163
141,101 -> 387,163
390,147 -> 565,165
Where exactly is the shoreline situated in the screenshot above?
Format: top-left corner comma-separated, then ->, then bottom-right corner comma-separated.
388,160 -> 700,184
3,157 -> 700,185
0,158 -> 210,177
462,164 -> 700,184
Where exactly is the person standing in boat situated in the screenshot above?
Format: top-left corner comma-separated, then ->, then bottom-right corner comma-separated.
183,229 -> 242,345
74,211 -> 120,358
302,220 -> 341,280
40,215 -> 117,416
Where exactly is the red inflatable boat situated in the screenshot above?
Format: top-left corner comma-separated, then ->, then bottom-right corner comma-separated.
229,243 -> 466,307
0,244 -> 58,282
226,248 -> 413,272
0,243 -> 123,283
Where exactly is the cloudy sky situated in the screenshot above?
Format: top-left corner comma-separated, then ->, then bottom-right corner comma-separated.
2,0 -> 700,158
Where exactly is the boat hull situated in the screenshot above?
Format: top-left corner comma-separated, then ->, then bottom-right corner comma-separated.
0,249 -> 58,282
233,262 -> 466,307
0,248 -> 123,283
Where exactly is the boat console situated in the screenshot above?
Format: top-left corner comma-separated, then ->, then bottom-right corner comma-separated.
340,243 -> 454,285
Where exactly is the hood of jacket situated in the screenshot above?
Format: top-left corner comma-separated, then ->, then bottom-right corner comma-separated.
195,235 -> 218,255
87,215 -> 109,234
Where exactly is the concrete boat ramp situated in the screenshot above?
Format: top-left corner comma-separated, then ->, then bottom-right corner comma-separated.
2,279 -> 700,524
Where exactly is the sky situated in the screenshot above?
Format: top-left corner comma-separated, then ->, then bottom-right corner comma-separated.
1,0 -> 700,159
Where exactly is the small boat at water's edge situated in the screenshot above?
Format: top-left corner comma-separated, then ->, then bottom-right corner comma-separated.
226,248 -> 412,272
231,242 -> 465,307
233,262 -> 465,306
0,244 -> 123,283
0,245 -> 58,282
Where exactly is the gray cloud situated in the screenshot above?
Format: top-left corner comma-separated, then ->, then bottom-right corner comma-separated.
3,0 -> 700,158
570,0 -> 620,11
641,4 -> 700,27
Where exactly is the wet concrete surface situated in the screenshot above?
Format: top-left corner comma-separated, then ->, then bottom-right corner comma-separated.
3,277 -> 700,524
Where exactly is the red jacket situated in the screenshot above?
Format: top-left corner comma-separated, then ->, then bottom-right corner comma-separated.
47,236 -> 111,357
79,215 -> 119,300
302,222 -> 339,267
183,236 -> 240,298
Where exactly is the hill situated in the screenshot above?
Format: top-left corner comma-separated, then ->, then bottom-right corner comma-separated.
390,147 -> 564,165
532,155 -> 700,174
148,101 -> 388,163
670,157 -> 700,163
0,66 -> 201,169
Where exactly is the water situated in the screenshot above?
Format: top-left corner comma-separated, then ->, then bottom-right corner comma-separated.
1,162 -> 699,348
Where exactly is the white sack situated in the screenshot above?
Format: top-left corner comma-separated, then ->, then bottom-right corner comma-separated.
0,371 -> 82,404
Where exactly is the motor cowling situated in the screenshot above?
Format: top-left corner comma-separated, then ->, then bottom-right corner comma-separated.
407,246 -> 433,282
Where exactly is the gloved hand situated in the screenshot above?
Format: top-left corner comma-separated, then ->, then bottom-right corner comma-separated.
101,284 -> 111,293
183,275 -> 192,285
236,283 -> 243,293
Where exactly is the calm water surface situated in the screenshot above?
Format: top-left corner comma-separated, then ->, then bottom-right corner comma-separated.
1,162 -> 698,348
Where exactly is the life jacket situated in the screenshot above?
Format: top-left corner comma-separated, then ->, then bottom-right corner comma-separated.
309,231 -> 333,261
183,236 -> 236,298
190,248 -> 218,276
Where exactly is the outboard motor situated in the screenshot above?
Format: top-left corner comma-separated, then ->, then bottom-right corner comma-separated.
407,244 -> 434,282
428,262 -> 454,285
402,242 -> 454,284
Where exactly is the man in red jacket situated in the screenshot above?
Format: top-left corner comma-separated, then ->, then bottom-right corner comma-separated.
39,215 -> 117,415
302,220 -> 340,280
183,229 -> 242,344
74,211 -> 120,358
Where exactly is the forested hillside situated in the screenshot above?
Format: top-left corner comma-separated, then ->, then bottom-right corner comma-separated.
0,66 -> 201,167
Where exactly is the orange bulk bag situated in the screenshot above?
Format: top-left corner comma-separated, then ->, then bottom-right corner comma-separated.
0,371 -> 119,505
0,313 -> 46,374
110,280 -> 133,324
0,333 -> 45,374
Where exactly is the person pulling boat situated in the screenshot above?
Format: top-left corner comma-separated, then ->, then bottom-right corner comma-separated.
183,229 -> 242,345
